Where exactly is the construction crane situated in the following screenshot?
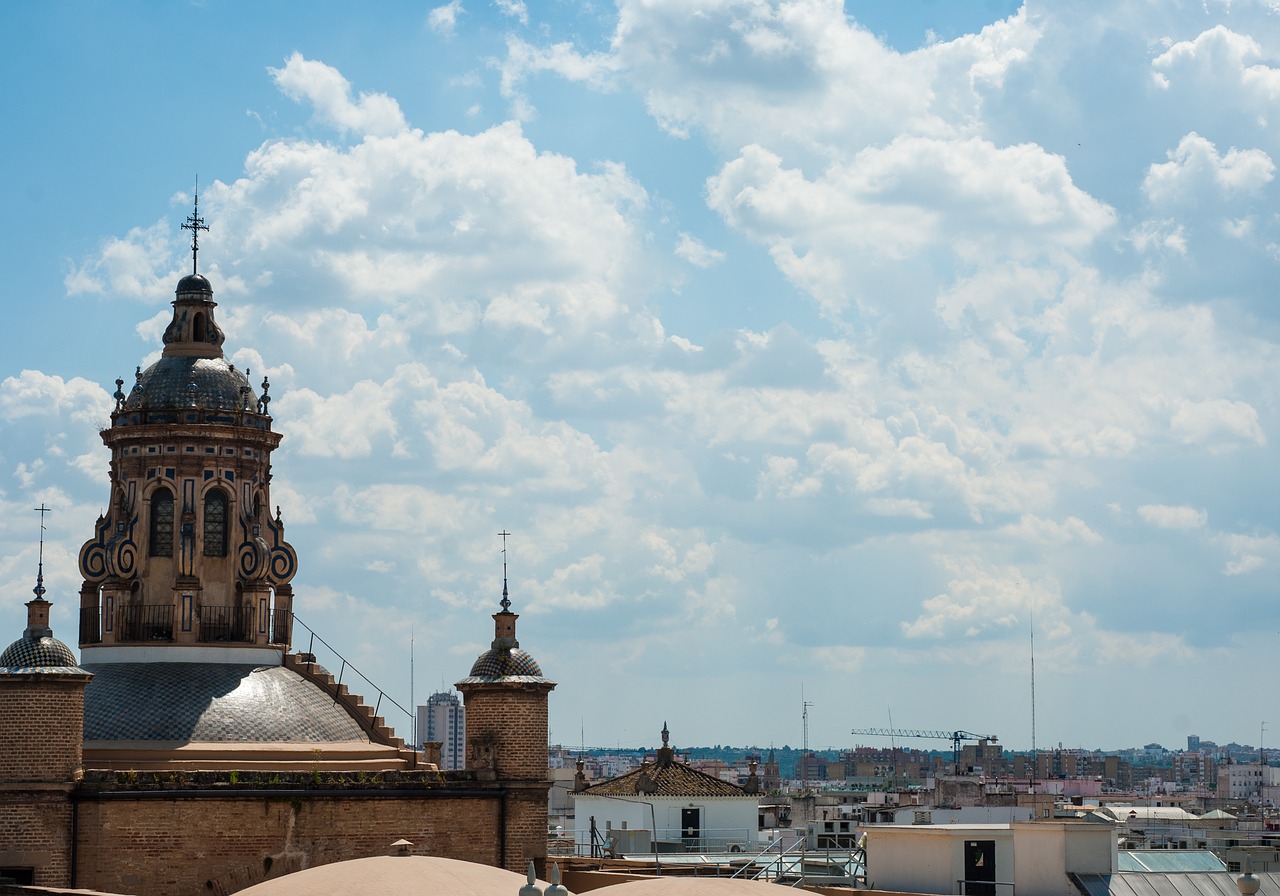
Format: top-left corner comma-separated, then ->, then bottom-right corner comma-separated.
850,728 -> 995,775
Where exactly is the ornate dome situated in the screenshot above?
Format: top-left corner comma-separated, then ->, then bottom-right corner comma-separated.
1,634 -> 79,669
124,355 -> 256,414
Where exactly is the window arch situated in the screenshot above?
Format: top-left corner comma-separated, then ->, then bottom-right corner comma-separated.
149,487 -> 174,557
193,312 -> 207,342
203,489 -> 228,557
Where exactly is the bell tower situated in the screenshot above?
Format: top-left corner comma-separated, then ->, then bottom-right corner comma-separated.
77,192 -> 298,663
456,533 -> 556,872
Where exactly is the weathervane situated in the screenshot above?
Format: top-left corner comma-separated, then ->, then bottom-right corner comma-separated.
181,178 -> 210,275
33,504 -> 50,601
498,530 -> 511,611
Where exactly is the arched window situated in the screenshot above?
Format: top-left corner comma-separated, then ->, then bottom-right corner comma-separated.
204,490 -> 228,557
149,487 -> 174,557
193,312 -> 207,342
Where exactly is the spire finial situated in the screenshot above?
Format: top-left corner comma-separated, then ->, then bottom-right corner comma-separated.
32,504 -> 50,601
498,529 -> 511,611
181,178 -> 210,275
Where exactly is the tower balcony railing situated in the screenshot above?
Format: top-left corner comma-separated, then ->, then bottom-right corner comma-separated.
80,606 -> 102,645
198,604 -> 257,643
116,604 -> 175,642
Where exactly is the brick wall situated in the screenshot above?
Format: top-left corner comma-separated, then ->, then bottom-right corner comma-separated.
0,795 -> 73,889
74,792 -> 504,896
461,683 -> 551,780
0,677 -> 86,784
0,674 -> 85,890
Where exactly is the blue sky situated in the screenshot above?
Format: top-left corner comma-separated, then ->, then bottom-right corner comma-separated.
1,0 -> 1277,755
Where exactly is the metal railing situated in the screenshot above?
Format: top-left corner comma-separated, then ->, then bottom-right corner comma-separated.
198,604 -> 257,643
116,604 -> 175,642
79,606 -> 102,644
958,880 -> 1014,896
556,828 -> 863,886
290,613 -> 414,740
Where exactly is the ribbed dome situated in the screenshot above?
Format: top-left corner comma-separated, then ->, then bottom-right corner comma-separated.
1,634 -> 79,668
124,356 -> 255,413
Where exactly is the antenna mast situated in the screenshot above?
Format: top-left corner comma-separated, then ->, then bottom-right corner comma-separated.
1029,594 -> 1038,792
410,625 -> 416,749
801,685 -> 813,779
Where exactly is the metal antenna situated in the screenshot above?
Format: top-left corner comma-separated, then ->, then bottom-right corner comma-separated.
181,178 -> 210,275
498,530 -> 511,611
33,504 -> 51,600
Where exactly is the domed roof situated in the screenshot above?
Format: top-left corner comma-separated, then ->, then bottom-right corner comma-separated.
465,647 -> 544,680
124,355 -> 255,414
176,272 -> 212,293
0,633 -> 79,669
83,663 -> 371,743
236,854 -> 560,896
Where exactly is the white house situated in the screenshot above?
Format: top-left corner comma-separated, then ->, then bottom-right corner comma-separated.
572,724 -> 759,854
863,821 -> 1116,896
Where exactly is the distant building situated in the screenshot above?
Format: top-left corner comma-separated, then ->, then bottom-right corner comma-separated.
1217,762 -> 1279,801
418,690 -> 466,770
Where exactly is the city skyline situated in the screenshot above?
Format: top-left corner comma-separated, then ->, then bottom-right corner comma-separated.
1,0 -> 1277,752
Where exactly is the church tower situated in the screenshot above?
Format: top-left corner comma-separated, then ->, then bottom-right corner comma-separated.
456,536 -> 556,872
0,550 -> 91,888
76,195 -> 297,661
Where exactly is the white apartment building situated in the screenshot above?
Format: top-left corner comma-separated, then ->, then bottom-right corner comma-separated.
1217,763 -> 1280,801
417,689 -> 466,770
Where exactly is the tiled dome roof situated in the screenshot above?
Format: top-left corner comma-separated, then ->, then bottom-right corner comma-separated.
0,634 -> 79,669
465,647 -> 544,679
83,663 -> 371,743
124,355 -> 255,414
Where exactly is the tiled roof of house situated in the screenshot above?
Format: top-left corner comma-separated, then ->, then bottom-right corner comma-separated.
582,759 -> 748,798
580,723 -> 749,798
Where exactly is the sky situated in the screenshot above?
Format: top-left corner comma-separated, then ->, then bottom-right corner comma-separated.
1,0 -> 1277,757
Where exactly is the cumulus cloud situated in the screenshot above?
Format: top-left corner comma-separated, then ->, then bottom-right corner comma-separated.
1143,133 -> 1274,206
269,53 -> 407,136
35,1 -> 1280,747
1152,25 -> 1280,103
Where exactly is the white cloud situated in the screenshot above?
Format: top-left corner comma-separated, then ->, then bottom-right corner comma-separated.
1169,397 -> 1264,447
269,53 -> 407,136
428,0 -> 464,36
1137,504 -> 1207,530
900,556 -> 1049,640
494,0 -> 527,25
1151,25 -> 1280,103
1214,532 -> 1280,576
674,232 -> 725,268
1143,132 -> 1274,206
707,137 -> 1114,316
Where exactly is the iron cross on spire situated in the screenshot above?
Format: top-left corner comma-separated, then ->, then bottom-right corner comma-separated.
498,530 -> 511,611
32,503 -> 51,600
181,179 -> 210,275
